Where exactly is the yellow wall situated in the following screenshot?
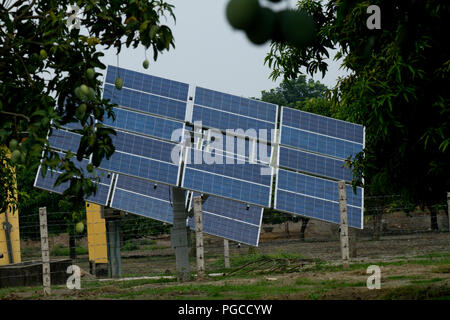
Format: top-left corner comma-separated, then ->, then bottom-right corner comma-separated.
0,148 -> 21,265
86,202 -> 108,264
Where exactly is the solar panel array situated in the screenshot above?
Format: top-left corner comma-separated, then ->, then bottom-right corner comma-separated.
275,107 -> 365,229
181,85 -> 277,207
191,87 -> 277,143
99,66 -> 187,187
34,65 -> 366,247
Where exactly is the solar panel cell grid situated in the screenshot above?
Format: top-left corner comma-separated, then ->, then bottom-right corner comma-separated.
111,188 -> 173,223
106,66 -> 189,101
115,175 -> 171,200
185,151 -> 271,186
188,213 -> 260,246
282,107 -> 364,144
281,126 -> 363,160
279,146 -> 353,182
194,87 -> 277,123
275,190 -> 362,228
192,105 -> 275,142
277,169 -> 362,208
98,152 -> 179,186
103,84 -> 187,121
190,193 -> 262,226
48,129 -> 81,152
103,108 -> 183,142
35,167 -> 111,206
112,131 -> 179,164
183,167 -> 271,207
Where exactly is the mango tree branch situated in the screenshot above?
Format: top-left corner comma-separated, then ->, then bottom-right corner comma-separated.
0,110 -> 30,122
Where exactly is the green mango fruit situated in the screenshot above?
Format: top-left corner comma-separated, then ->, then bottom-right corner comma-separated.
115,77 -> 123,90
226,0 -> 261,31
80,84 -> 90,96
11,149 -> 21,163
40,49 -> 47,59
9,139 -> 18,151
75,222 -> 84,233
245,7 -> 276,45
86,68 -> 95,80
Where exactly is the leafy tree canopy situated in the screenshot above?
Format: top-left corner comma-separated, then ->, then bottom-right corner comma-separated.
0,0 -> 176,211
264,0 -> 450,206
261,74 -> 328,107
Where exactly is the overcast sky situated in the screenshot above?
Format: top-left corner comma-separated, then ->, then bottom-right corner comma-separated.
99,0 -> 348,99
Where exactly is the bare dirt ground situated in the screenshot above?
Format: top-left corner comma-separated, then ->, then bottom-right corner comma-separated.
3,232 -> 449,300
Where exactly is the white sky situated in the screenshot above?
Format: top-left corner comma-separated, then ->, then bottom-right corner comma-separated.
98,0 -> 348,98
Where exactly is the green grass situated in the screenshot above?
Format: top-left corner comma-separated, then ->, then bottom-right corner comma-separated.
137,239 -> 157,246
386,275 -> 423,281
307,255 -> 450,273
122,240 -> 139,251
98,279 -> 308,300
410,277 -> 444,284
382,284 -> 450,300
50,244 -> 88,256
413,252 -> 450,259
432,265 -> 450,273
294,277 -> 366,289
140,244 -> 167,251
212,251 -> 307,269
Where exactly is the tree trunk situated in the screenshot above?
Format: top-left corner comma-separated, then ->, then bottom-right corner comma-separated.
299,218 -> 309,241
430,206 -> 439,232
69,230 -> 76,260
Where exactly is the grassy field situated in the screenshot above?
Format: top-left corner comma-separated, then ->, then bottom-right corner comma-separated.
1,250 -> 449,300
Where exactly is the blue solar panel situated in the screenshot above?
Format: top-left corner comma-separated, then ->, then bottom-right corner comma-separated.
48,129 -> 81,153
281,126 -> 363,160
61,121 -> 83,131
186,193 -> 262,245
103,84 -> 187,121
184,126 -> 272,164
106,66 -> 189,102
192,105 -> 276,143
111,175 -> 262,245
275,169 -> 363,228
282,107 -> 364,144
182,168 -> 271,207
188,211 -> 260,246
112,130 -> 180,164
279,146 -> 353,182
195,87 -> 277,123
185,149 -> 271,186
98,151 -> 179,186
34,166 -> 112,206
111,175 -> 173,223
190,193 -> 262,225
103,107 -> 184,142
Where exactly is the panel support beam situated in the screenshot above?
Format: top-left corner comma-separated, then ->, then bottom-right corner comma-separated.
338,181 -> 350,268
447,192 -> 450,232
224,239 -> 230,269
171,187 -> 191,282
106,219 -> 122,278
39,207 -> 51,296
193,196 -> 205,279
